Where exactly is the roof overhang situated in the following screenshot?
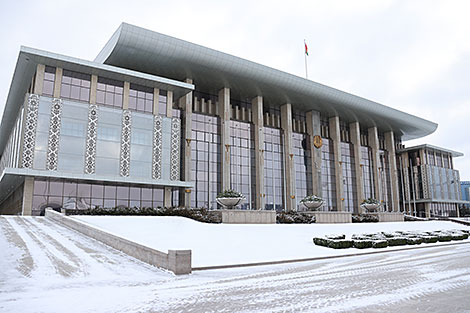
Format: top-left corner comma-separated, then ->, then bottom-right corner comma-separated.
0,46 -> 194,154
96,23 -> 438,141
398,144 -> 464,158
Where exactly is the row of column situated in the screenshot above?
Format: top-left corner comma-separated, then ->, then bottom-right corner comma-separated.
178,86 -> 401,212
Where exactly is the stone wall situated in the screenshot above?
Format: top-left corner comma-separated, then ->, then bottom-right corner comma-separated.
373,212 -> 405,222
45,209 -> 191,274
221,210 -> 276,224
311,211 -> 352,224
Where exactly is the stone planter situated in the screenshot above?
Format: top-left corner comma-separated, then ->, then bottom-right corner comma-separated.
216,197 -> 245,209
302,200 -> 324,210
361,203 -> 380,212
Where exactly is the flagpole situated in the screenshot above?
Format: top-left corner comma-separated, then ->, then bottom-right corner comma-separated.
304,39 -> 308,79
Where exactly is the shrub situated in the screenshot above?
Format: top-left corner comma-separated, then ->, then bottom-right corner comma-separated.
381,232 -> 397,238
387,237 -> 408,246
353,240 -> 374,249
325,234 -> 346,240
216,189 -> 244,198
328,239 -> 354,249
300,195 -> 323,204
372,240 -> 388,248
352,214 -> 379,223
277,212 -> 315,224
313,237 -> 330,247
406,238 -> 423,245
438,234 -> 452,242
459,229 -> 470,234
362,198 -> 380,205
421,236 -> 439,243
450,233 -> 468,240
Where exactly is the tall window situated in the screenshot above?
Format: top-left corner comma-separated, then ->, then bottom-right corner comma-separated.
158,90 -> 167,115
96,77 -> 123,108
191,114 -> 221,209
42,66 -> 55,96
230,120 -> 255,209
341,142 -> 357,212
264,127 -> 284,211
129,84 -> 153,114
293,133 -> 312,210
321,139 -> 336,210
361,146 -> 374,200
60,70 -> 91,102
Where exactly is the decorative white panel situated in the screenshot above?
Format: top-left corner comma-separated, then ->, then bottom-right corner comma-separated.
119,110 -> 132,177
170,117 -> 181,181
421,165 -> 429,198
46,98 -> 63,171
84,104 -> 98,174
152,115 -> 162,179
22,94 -> 40,168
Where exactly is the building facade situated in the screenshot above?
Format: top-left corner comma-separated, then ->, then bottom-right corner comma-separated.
0,23 -> 464,217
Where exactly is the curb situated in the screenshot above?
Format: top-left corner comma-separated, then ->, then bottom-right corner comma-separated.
192,240 -> 470,271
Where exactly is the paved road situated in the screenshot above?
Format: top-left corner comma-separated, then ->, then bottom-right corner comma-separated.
1,216 -> 470,313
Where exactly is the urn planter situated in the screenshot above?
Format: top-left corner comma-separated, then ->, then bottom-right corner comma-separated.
216,197 -> 245,209
303,200 -> 324,210
361,203 -> 380,212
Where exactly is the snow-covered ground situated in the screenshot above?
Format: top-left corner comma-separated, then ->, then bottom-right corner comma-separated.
74,216 -> 470,267
1,215 -> 470,313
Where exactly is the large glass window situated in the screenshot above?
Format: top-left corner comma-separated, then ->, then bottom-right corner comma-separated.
321,139 -> 336,210
293,133 -> 312,210
230,121 -> 255,209
190,114 -> 221,209
96,77 -> 123,108
158,90 -> 167,116
95,108 -> 121,176
264,127 -> 284,211
129,84 -> 153,114
130,112 -> 153,179
361,146 -> 374,200
42,66 -> 55,96
341,142 -> 357,212
60,70 -> 91,102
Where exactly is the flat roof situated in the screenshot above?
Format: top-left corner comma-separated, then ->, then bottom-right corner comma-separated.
96,23 -> 438,141
397,144 -> 464,157
0,46 -> 194,154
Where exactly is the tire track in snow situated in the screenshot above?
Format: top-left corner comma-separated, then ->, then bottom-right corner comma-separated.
0,217 -> 34,278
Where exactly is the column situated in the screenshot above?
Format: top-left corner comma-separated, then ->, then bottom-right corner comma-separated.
349,122 -> 364,214
252,96 -> 264,210
306,111 -> 322,197
329,116 -> 344,211
21,177 -> 34,216
153,88 -> 160,115
33,64 -> 45,95
180,79 -> 193,208
122,81 -> 130,110
53,68 -> 62,98
164,90 -> 174,206
218,87 -> 231,191
90,75 -> 98,104
281,103 -> 296,211
385,131 -> 400,212
368,127 -> 381,203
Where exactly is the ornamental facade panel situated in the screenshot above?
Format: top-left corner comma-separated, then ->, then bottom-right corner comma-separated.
22,94 -> 40,168
46,98 -> 63,171
152,115 -> 162,179
170,117 -> 181,181
421,164 -> 429,199
84,104 -> 98,174
119,110 -> 132,177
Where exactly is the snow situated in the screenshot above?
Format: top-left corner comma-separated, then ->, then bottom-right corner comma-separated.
2,215 -> 470,313
74,216 -> 470,267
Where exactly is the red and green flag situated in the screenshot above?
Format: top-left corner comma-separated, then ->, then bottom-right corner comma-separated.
304,40 -> 309,56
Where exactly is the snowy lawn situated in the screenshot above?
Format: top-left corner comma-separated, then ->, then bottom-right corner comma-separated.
75,216 -> 470,267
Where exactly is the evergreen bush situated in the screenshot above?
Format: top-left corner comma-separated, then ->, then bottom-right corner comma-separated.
328,239 -> 354,249
372,240 -> 388,248
353,240 -> 374,249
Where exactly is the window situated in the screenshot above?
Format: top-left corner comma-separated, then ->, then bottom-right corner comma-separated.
60,70 -> 91,102
129,84 -> 153,114
96,77 -> 124,108
43,66 -> 55,96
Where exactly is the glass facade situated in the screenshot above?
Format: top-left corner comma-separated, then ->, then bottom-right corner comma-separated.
96,77 -> 124,108
341,142 -> 357,212
43,66 -> 55,97
190,113 -> 221,209
361,146 -> 374,200
321,139 -> 336,210
32,178 -> 165,214
60,70 -> 90,102
264,127 -> 284,210
230,120 -> 255,209
129,84 -> 153,114
293,133 -> 312,209
130,112 -> 153,179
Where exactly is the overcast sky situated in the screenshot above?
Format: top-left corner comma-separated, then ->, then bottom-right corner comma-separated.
1,0 -> 469,179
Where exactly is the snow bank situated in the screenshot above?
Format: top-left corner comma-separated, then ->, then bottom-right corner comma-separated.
75,216 -> 470,267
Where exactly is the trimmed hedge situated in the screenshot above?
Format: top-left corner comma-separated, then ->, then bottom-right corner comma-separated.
438,234 -> 452,242
387,237 -> 408,246
372,240 -> 388,248
421,236 -> 439,243
406,238 -> 423,245
353,240 -> 374,249
450,233 -> 468,240
328,240 -> 354,249
326,234 -> 346,240
313,237 -> 330,247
